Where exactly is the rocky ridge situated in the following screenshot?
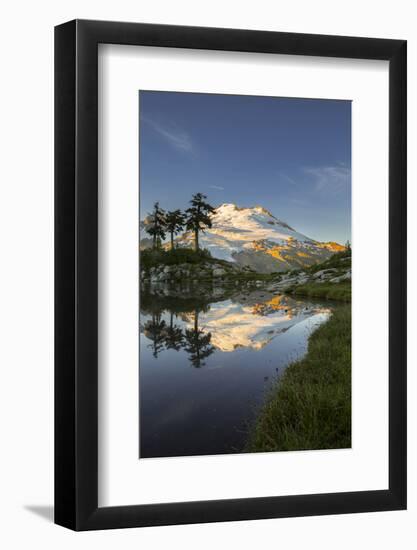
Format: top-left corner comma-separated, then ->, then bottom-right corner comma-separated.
140,254 -> 351,301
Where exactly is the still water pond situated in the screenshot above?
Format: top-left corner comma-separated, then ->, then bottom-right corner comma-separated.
139,286 -> 331,458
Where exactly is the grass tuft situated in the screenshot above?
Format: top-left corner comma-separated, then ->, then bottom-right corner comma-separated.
247,305 -> 351,452
287,282 -> 351,302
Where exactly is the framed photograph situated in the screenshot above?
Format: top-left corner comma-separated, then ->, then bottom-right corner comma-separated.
55,20 -> 406,530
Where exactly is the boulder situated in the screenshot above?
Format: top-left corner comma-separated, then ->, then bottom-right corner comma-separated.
282,277 -> 298,285
329,271 -> 351,283
212,287 -> 224,297
157,272 -> 169,282
313,268 -> 337,279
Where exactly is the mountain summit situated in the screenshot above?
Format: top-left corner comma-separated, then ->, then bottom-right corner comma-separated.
142,203 -> 345,273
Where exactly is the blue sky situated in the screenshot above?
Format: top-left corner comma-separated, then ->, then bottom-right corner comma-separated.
139,91 -> 351,244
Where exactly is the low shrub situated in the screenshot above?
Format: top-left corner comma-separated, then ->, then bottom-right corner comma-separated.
140,247 -> 213,270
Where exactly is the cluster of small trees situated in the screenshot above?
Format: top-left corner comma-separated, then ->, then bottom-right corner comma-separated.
144,192 -> 215,251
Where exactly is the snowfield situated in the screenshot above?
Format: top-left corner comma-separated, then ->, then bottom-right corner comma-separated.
141,203 -> 345,272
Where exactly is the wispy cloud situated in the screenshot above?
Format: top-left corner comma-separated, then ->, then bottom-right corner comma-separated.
304,165 -> 351,193
278,171 -> 298,187
142,116 -> 193,153
209,185 -> 225,191
290,197 -> 307,206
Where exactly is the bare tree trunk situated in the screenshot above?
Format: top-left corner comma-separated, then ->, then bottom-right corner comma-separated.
194,229 -> 199,251
170,231 -> 174,250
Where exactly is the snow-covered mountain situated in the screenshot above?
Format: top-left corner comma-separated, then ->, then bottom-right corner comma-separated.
141,203 -> 345,273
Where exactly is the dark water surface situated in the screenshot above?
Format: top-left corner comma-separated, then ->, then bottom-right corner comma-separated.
139,285 -> 331,458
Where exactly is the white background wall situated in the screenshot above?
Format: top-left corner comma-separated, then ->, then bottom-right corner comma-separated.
0,1 -> 415,548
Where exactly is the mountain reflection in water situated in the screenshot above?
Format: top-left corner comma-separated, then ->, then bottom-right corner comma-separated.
139,287 -> 331,458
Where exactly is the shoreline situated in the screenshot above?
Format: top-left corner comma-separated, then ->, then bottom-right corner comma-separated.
247,304 -> 351,453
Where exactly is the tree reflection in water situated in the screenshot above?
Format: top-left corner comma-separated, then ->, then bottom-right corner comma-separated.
140,288 -> 328,365
183,309 -> 215,368
164,311 -> 184,352
141,297 -> 214,367
143,313 -> 166,358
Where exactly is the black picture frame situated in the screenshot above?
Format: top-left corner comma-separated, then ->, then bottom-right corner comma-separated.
55,19 -> 407,531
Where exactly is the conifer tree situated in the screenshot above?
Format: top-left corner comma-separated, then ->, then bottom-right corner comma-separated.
165,209 -> 185,250
185,193 -> 215,252
145,202 -> 166,250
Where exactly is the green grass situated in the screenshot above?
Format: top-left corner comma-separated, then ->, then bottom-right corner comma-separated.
282,248 -> 351,302
307,249 -> 351,273
140,247 -> 281,282
287,281 -> 351,302
140,247 -> 215,269
141,247 -> 352,290
247,305 -> 351,452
